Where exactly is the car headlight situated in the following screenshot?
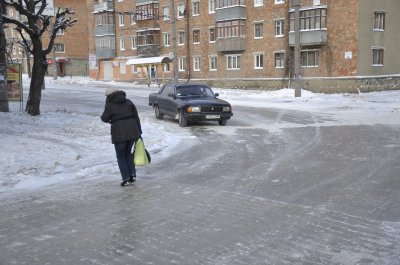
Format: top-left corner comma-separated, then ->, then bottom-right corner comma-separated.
187,106 -> 201,112
223,106 -> 231,112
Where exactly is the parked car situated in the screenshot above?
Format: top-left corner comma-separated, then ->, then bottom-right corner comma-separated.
148,83 -> 233,127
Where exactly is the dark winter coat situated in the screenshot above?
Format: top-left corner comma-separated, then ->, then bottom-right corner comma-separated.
101,91 -> 142,144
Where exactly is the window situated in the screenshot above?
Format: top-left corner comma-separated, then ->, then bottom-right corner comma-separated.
163,7 -> 169,20
209,0 -> 216,13
164,63 -> 170,72
119,38 -> 125,50
290,8 -> 327,31
54,43 -> 65,53
119,14 -> 124,26
275,0 -> 284,4
192,1 -> 200,16
193,57 -> 200,71
217,19 -> 246,38
130,13 -> 136,24
95,13 -> 114,26
96,36 -> 115,51
254,23 -> 263,39
275,20 -> 284,36
137,3 -> 159,20
161,84 -> 173,96
275,52 -> 284,68
209,56 -> 217,71
163,33 -> 170,46
136,31 -> 157,46
177,4 -> 185,18
209,28 -> 216,42
193,30 -> 200,44
254,53 -> 264,69
301,50 -> 319,67
372,48 -> 384,66
374,12 -> 385,31
131,36 -> 137,49
57,29 -> 65,36
226,55 -> 241,70
179,58 -> 185,71
216,0 -> 245,8
254,0 -> 263,7
178,31 -> 185,45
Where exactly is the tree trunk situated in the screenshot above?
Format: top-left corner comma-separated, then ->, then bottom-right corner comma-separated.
0,2 -> 9,112
25,45 -> 47,116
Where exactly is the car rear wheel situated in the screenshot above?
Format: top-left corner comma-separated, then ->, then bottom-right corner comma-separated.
218,120 -> 227,126
179,112 -> 187,127
154,105 -> 163,120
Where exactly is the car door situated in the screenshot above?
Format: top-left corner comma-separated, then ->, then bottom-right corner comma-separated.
163,85 -> 179,117
157,84 -> 176,117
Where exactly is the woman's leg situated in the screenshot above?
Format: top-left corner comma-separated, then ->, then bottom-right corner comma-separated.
126,138 -> 136,180
114,141 -> 130,182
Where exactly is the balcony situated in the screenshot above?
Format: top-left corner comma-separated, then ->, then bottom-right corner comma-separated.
137,45 -> 160,57
96,49 -> 116,59
94,24 -> 115,36
94,1 -> 114,12
216,37 -> 245,53
215,6 -> 246,21
289,29 -> 327,47
136,31 -> 161,57
290,0 -> 327,7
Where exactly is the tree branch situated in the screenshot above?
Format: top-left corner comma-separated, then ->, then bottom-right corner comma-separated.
15,27 -> 33,54
36,0 -> 46,15
44,8 -> 77,54
2,15 -> 34,36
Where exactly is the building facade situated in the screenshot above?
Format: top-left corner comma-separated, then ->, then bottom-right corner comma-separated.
87,0 -> 400,92
5,0 -> 400,91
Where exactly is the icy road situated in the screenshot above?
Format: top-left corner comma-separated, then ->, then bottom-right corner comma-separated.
0,79 -> 399,264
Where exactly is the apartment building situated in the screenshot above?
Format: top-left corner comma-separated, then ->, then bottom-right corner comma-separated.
4,0 -> 89,77
4,0 -> 400,90
86,0 -> 400,91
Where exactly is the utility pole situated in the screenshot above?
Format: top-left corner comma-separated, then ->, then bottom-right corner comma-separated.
0,1 -> 9,112
52,45 -> 57,80
294,0 -> 301,97
170,0 -> 178,83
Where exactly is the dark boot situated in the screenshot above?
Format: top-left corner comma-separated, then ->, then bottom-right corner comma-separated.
129,175 -> 136,183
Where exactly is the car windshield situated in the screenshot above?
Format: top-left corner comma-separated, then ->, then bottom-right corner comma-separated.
176,85 -> 214,97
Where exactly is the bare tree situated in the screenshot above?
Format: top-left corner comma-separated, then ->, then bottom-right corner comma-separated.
2,0 -> 76,115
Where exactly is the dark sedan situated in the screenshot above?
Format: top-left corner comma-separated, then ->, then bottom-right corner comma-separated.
148,83 -> 233,127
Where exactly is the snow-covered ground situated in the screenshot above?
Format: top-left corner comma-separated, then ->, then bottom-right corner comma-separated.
1,75 -> 399,194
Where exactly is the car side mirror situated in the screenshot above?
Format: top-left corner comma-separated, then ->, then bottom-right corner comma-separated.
168,93 -> 176,99
214,93 -> 219,98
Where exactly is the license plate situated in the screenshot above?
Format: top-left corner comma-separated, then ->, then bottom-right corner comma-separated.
206,115 -> 220,119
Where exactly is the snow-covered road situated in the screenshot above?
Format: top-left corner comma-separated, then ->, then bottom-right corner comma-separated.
0,76 -> 399,264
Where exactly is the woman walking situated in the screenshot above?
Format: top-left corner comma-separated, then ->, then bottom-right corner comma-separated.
101,88 -> 142,186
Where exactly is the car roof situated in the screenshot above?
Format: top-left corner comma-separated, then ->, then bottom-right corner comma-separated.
175,83 -> 210,87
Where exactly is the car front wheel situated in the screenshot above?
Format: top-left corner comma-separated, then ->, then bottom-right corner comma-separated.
154,105 -> 163,120
179,112 -> 187,127
218,120 -> 227,126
